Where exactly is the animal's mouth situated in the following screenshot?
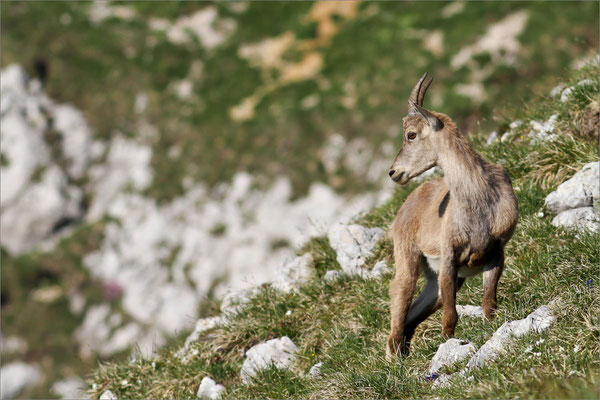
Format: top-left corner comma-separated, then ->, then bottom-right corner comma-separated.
391,172 -> 410,185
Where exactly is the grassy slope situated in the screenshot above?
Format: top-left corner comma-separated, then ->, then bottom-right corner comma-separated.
89,62 -> 599,399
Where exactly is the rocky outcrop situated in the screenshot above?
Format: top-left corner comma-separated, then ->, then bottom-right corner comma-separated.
328,224 -> 385,277
0,65 -> 102,254
272,253 -> 315,293
240,336 -> 299,383
433,305 -> 555,388
545,162 -> 599,232
466,305 -> 554,369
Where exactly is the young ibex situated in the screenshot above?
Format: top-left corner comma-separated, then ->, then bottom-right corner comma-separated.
386,73 -> 518,359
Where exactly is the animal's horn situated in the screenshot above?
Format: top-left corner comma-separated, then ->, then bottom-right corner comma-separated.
408,72 -> 428,113
417,77 -> 433,106
409,100 -> 444,131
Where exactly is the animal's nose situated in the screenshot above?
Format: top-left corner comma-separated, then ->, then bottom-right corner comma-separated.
389,169 -> 395,177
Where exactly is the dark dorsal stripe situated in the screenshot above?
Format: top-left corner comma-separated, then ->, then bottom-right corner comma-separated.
438,191 -> 450,218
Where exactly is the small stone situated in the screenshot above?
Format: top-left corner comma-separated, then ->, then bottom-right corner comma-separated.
100,390 -> 117,400
240,336 -> 299,383
368,260 -> 392,279
308,362 -> 323,377
560,87 -> 574,103
429,338 -> 476,375
197,377 -> 225,399
550,83 -> 566,98
323,270 -> 344,283
456,305 -> 485,318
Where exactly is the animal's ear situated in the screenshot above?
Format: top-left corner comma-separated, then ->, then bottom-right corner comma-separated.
408,100 -> 444,131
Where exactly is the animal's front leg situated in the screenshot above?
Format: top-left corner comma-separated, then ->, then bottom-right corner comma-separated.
439,254 -> 459,338
387,248 -> 419,359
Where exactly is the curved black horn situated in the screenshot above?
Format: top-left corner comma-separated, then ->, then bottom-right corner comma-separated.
417,77 -> 433,106
408,72 -> 428,113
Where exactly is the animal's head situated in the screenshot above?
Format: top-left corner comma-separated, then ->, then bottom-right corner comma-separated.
389,73 -> 452,185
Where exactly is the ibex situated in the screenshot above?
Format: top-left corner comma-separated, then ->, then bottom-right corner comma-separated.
386,73 -> 518,359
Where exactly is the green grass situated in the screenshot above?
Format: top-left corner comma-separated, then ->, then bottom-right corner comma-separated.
88,64 -> 599,399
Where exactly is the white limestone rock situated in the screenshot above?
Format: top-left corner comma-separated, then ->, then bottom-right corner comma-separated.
369,259 -> 392,279
0,165 -> 82,254
308,362 -> 323,377
456,305 -> 485,318
0,64 -> 102,254
52,104 -> 97,179
51,377 -> 87,399
545,162 -> 599,214
240,336 -> 299,383
86,135 -> 153,220
551,207 -> 599,233
433,306 -> 554,388
323,270 -> 345,283
100,389 -> 117,400
197,377 -> 225,399
0,362 -> 42,399
221,287 -> 261,315
466,305 -> 554,369
429,339 -> 476,375
272,253 -> 314,292
328,224 -> 385,277
528,114 -> 558,143
0,332 -> 27,354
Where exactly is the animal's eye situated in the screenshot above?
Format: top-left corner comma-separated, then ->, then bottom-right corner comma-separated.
407,132 -> 417,140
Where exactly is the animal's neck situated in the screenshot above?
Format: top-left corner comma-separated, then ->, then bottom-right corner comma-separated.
437,131 -> 492,208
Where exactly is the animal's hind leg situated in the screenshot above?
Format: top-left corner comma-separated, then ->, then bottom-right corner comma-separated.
387,246 -> 419,359
403,272 -> 440,349
404,273 -> 466,347
482,247 -> 504,319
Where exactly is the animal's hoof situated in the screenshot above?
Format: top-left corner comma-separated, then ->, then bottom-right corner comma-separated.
441,328 -> 455,339
386,335 -> 409,360
483,305 -> 497,320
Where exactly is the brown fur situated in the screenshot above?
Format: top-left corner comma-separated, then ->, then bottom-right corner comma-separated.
386,109 -> 518,359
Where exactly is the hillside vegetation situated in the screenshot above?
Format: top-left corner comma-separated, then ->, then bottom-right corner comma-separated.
89,60 -> 599,400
